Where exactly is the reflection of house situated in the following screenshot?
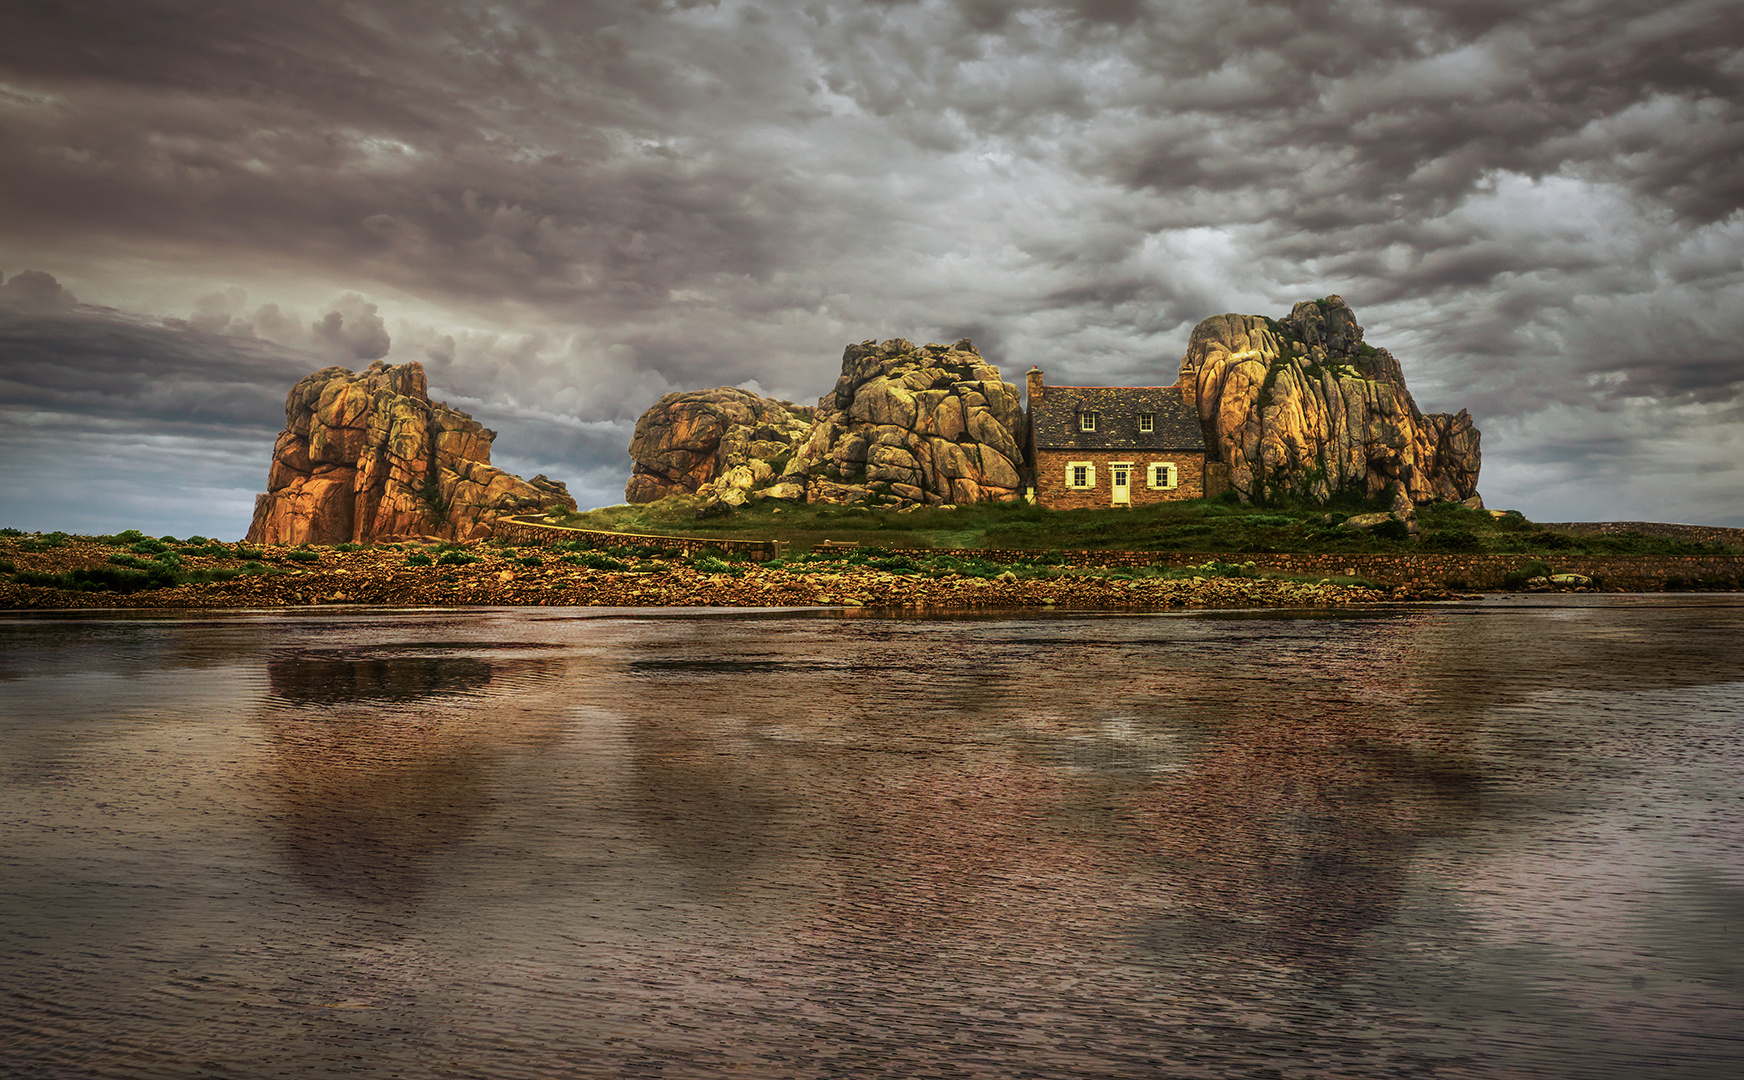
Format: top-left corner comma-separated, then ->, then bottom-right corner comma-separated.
1024,368 -> 1218,509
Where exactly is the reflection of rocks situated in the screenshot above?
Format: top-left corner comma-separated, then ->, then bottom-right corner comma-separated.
617,631 -> 1484,972
264,740 -> 491,904
267,655 -> 494,705
1133,721 -> 1482,972
254,649 -> 564,904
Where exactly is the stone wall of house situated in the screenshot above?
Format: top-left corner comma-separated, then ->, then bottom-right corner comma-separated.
1030,450 -> 1206,511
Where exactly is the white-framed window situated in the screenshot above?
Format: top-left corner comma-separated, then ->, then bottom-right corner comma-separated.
1079,411 -> 1099,432
1067,461 -> 1095,489
1138,413 -> 1154,433
1148,462 -> 1178,490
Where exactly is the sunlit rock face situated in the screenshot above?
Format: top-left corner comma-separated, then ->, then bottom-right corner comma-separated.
247,360 -> 575,545
624,388 -> 815,505
1179,297 -> 1480,507
625,338 -> 1028,508
791,337 -> 1028,507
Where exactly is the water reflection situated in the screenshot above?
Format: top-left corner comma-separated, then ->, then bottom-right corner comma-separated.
616,616 -> 1489,978
6,602 -> 1741,1079
1133,711 -> 1483,975
255,648 -> 563,903
267,654 -> 496,704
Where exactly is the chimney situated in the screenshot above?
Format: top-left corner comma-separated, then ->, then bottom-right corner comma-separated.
1177,373 -> 1196,409
1026,367 -> 1044,409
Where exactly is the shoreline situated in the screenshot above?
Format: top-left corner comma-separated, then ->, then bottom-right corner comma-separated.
0,560 -> 1407,611
12,529 -> 1740,612
1,534 -> 1429,611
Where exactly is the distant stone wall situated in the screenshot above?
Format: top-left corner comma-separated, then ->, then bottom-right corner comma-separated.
493,519 -> 784,561
1537,522 -> 1744,549
886,548 -> 1744,590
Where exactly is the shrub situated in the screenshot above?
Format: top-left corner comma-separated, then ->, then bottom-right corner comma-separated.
405,553 -> 434,566
689,554 -> 741,576
21,532 -> 70,552
1371,519 -> 1411,542
286,550 -> 320,563
0,527 -> 23,537
1526,530 -> 1577,550
130,539 -> 170,555
563,551 -> 629,571
436,550 -> 481,567
235,546 -> 264,560
1502,559 -> 1554,590
14,564 -> 179,593
518,555 -> 543,568
335,542 -> 362,553
1422,529 -> 1482,552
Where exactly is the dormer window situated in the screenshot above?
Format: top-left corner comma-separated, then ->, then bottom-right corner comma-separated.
1079,411 -> 1099,432
1138,412 -> 1154,433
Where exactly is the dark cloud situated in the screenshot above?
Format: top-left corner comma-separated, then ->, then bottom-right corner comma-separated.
1,0 -> 1742,528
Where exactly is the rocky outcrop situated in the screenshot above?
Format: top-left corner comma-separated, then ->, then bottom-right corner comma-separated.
248,360 -> 575,545
624,388 -> 814,505
786,338 -> 1027,506
625,338 -> 1028,509
1179,297 -> 1480,507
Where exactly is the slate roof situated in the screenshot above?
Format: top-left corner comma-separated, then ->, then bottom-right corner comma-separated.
1031,384 -> 1206,452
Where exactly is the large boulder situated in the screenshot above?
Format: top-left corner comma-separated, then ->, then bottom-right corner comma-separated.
247,360 -> 576,544
786,337 -> 1027,506
624,388 -> 815,503
1179,297 -> 1480,506
623,338 -> 1028,509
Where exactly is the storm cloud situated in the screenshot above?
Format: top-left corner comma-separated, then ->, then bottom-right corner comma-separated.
2,0 -> 1741,533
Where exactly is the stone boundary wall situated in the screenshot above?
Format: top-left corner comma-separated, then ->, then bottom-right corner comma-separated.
493,519 -> 784,561
886,548 -> 1744,590
1538,522 -> 1744,548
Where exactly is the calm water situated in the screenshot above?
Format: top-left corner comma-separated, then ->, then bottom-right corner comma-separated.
3,597 -> 1742,1079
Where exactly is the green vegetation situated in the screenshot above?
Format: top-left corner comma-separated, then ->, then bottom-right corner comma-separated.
8,535 -> 275,591
529,496 -> 1738,559
286,549 -> 320,563
1502,560 -> 1554,590
562,551 -> 629,572
418,475 -> 451,526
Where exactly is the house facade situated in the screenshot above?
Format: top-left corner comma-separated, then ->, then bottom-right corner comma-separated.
1025,368 -> 1214,509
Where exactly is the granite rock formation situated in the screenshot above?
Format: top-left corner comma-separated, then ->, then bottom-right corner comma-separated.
1179,297 -> 1480,507
787,338 -> 1027,506
625,338 -> 1028,508
248,360 -> 576,545
624,388 -> 815,506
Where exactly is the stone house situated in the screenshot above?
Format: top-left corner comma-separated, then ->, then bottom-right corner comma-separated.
1024,368 -> 1217,509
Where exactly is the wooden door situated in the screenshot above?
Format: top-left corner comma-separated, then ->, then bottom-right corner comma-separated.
1111,465 -> 1130,506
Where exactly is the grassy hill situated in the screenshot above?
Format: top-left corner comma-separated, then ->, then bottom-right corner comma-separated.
538,496 -> 1739,558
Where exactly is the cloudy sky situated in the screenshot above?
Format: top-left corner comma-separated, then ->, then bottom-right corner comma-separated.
2,0 -> 1741,536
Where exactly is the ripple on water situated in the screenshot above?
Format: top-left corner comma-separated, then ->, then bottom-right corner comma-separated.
1,599 -> 1742,1078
